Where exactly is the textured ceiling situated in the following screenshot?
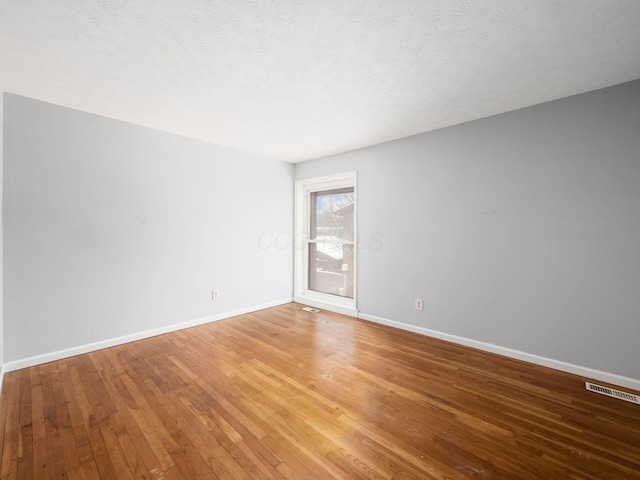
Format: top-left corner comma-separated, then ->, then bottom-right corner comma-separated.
1,1 -> 639,162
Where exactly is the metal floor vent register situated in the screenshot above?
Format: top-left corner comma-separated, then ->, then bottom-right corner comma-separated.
585,382 -> 640,404
301,306 -> 320,313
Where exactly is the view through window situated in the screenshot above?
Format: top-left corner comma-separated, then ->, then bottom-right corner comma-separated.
308,187 -> 355,298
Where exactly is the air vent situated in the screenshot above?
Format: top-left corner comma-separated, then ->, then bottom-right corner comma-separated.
585,382 -> 640,404
301,307 -> 320,313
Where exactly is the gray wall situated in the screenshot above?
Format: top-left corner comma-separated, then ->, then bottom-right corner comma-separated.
295,80 -> 640,380
0,93 -> 4,368
3,94 -> 293,363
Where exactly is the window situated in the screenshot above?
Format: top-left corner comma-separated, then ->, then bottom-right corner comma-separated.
309,188 -> 355,298
295,172 -> 357,315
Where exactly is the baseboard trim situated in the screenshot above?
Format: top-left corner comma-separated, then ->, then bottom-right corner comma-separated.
2,297 -> 293,373
5,301 -> 637,393
293,295 -> 358,318
358,312 -> 640,393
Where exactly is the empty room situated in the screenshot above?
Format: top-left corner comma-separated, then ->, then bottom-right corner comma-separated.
1,1 -> 640,479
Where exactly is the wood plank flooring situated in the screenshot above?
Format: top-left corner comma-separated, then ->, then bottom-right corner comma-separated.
1,302 -> 639,479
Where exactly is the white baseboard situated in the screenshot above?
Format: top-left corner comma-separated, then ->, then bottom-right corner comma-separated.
4,300 -> 637,394
358,312 -> 640,393
2,297 -> 293,373
0,365 -> 5,399
293,295 -> 358,318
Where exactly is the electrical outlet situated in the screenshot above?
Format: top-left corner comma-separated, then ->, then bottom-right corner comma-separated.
415,299 -> 423,311
212,290 -> 219,300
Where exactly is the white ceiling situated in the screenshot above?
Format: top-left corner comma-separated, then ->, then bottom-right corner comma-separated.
1,1 -> 639,163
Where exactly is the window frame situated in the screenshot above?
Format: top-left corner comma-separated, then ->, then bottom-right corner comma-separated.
294,172 -> 357,316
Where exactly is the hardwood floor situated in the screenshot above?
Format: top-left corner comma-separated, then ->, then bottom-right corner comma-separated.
1,303 -> 639,479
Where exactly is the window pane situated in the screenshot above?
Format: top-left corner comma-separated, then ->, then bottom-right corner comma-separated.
308,243 -> 354,298
310,188 -> 354,242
